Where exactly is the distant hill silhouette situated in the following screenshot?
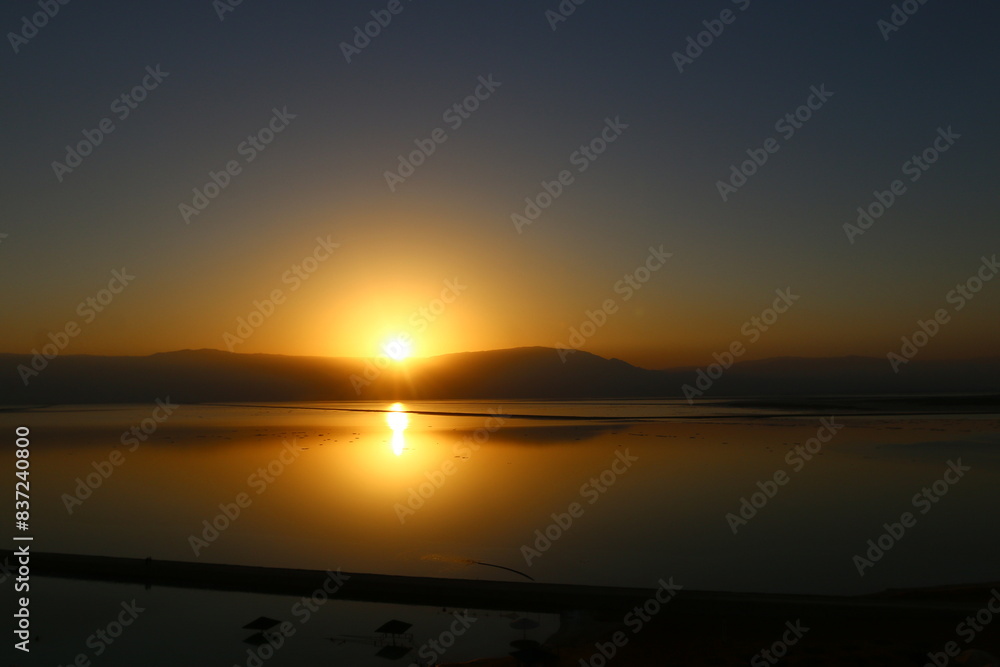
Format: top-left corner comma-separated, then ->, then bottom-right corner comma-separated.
1,347 -> 998,404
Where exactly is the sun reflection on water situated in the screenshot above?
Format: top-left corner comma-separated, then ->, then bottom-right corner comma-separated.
386,402 -> 408,456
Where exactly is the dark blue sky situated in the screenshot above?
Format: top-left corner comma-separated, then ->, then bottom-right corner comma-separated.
3,0 -> 998,366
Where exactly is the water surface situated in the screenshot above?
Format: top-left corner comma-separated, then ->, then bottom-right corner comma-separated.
8,400 -> 998,597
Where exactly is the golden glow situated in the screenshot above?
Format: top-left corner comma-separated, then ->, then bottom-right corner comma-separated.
383,336 -> 412,361
386,402 -> 409,456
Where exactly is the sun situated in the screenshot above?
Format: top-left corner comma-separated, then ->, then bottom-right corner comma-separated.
382,335 -> 412,361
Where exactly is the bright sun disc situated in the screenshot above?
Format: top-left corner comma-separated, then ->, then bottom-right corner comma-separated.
383,336 -> 412,361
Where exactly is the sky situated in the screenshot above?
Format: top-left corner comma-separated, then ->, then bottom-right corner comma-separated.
3,0 -> 998,369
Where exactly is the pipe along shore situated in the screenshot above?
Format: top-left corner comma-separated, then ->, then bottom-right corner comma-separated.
6,550 -> 995,619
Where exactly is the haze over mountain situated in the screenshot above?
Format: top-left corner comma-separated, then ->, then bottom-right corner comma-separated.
2,348 -> 998,405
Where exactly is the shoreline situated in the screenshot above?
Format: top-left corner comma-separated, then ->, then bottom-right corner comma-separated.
9,549 -> 996,616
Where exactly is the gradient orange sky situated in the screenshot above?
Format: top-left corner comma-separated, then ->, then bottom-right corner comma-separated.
9,192 -> 997,368
4,3 -> 998,369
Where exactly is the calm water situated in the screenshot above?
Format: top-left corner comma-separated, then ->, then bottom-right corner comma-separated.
22,578 -> 559,666
5,400 -> 1000,665
7,400 -> 999,595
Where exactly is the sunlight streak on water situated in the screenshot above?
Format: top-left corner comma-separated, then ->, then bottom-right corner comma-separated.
386,402 -> 408,456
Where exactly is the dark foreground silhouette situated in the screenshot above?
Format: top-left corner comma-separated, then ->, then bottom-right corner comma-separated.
2,347 -> 999,404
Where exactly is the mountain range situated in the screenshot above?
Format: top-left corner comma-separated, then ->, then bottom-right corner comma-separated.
2,347 -> 998,405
